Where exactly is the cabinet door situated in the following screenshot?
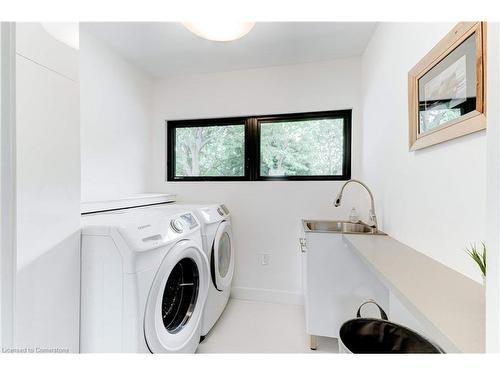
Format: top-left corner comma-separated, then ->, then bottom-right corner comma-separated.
304,232 -> 389,338
15,50 -> 80,352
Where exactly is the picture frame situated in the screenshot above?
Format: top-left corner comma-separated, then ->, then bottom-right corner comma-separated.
408,22 -> 487,151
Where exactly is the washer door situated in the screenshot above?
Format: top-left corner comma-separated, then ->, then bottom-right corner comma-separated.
144,240 -> 209,353
211,221 -> 235,291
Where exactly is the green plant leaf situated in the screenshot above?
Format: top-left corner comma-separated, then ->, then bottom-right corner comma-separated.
465,242 -> 486,278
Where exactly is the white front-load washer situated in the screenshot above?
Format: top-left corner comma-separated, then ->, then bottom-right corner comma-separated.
80,207 -> 209,353
148,203 -> 234,339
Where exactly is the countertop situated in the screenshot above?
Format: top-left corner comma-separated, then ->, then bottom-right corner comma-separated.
343,234 -> 485,353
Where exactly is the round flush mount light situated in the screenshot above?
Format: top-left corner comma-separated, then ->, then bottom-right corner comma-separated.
41,23 -> 79,49
182,21 -> 255,42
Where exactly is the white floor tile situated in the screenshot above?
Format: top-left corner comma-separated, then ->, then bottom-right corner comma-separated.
197,298 -> 338,353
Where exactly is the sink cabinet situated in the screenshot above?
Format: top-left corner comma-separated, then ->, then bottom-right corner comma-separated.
301,230 -> 389,340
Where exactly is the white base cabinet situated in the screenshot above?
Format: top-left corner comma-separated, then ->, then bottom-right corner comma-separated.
301,231 -> 389,339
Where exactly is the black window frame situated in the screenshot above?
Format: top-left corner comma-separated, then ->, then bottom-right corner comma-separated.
166,109 -> 352,182
166,117 -> 251,182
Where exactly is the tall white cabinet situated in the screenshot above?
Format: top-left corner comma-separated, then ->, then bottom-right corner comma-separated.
15,23 -> 80,352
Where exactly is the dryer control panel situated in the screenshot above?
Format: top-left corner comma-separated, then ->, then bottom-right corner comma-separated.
200,204 -> 230,224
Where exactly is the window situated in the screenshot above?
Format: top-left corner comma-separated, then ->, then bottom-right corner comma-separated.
167,110 -> 351,181
167,117 -> 250,181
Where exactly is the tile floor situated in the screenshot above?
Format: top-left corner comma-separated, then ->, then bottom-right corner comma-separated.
197,298 -> 338,353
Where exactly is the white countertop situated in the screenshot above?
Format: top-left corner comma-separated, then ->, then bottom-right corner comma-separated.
343,234 -> 485,353
81,193 -> 176,214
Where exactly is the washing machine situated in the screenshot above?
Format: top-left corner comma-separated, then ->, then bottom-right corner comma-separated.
80,206 -> 209,353
146,203 -> 234,339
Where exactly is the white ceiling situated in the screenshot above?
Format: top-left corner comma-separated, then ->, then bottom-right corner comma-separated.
81,22 -> 377,77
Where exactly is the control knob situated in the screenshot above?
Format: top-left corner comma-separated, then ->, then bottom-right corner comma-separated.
170,219 -> 184,233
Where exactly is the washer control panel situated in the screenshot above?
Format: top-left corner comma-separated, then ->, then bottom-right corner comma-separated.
169,213 -> 198,233
118,210 -> 200,251
180,213 -> 198,229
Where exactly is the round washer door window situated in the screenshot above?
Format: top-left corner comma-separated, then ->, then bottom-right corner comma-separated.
218,232 -> 231,278
144,240 -> 209,353
212,221 -> 234,291
162,258 -> 199,334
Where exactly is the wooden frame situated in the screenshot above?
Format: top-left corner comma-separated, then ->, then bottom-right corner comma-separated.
408,22 -> 487,151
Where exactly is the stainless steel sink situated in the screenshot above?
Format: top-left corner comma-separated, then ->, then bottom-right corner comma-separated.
303,219 -> 386,235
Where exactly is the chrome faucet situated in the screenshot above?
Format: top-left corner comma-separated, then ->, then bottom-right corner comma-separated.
334,179 -> 378,229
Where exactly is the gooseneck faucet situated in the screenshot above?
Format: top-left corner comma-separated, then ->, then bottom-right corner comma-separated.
334,179 -> 378,229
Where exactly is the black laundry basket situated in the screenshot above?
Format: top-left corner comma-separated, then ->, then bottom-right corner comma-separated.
339,300 -> 445,354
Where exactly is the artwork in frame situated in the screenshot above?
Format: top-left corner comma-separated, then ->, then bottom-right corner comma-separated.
408,22 -> 486,151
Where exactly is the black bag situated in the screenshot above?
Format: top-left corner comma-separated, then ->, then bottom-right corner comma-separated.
339,300 -> 444,353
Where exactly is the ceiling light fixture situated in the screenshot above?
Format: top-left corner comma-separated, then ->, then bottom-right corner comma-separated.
41,23 -> 79,50
182,22 -> 255,42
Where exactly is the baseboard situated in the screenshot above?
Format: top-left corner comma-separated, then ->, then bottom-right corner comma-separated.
230,286 -> 304,305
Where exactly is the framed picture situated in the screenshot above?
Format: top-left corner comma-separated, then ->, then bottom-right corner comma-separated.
408,22 -> 487,151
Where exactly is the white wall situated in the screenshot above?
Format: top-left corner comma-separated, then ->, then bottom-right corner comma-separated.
1,21 -> 3,349
486,22 -> 500,353
80,31 -> 153,202
361,23 -> 487,283
15,23 -> 81,352
150,59 -> 368,303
